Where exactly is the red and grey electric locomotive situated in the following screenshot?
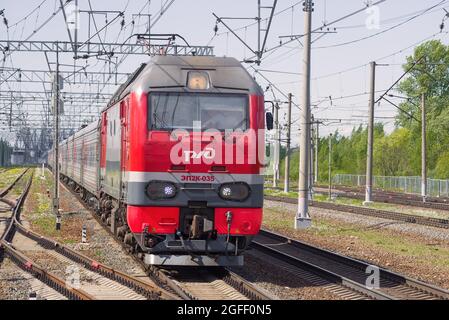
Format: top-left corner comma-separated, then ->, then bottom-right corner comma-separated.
49,55 -> 269,266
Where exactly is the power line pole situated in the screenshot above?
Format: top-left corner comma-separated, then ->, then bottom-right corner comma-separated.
310,115 -> 314,200
257,0 -> 261,61
9,92 -> 12,129
314,121 -> 319,183
328,133 -> 332,200
421,92 -> 427,202
284,93 -> 292,193
295,0 -> 313,229
364,61 -> 376,205
53,44 -> 61,231
273,102 -> 280,188
74,0 -> 78,57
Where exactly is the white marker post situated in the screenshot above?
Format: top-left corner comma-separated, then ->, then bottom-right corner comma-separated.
81,225 -> 87,243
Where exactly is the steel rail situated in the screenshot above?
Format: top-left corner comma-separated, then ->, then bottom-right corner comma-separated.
13,224 -> 177,300
0,168 -> 29,197
1,241 -> 94,300
220,269 -> 278,300
266,181 -> 449,208
265,194 -> 449,229
59,173 -> 273,300
0,171 -> 94,300
2,171 -> 175,300
251,231 -> 393,300
315,184 -> 449,209
254,229 -> 449,300
57,175 -> 196,300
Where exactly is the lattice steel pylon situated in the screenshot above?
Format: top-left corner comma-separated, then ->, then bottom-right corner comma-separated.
0,0 -> 214,164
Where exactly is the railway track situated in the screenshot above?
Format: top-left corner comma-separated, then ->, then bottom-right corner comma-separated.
315,185 -> 449,211
57,171 -> 274,300
0,261 -> 68,300
159,267 -> 275,300
318,184 -> 449,203
264,194 -> 449,229
0,168 -> 29,198
265,182 -> 449,211
0,170 -> 86,300
0,168 -> 32,242
252,229 -> 449,300
1,170 -> 175,300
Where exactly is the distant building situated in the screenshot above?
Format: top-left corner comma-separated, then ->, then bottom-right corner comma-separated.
0,139 -> 12,166
11,149 -> 25,166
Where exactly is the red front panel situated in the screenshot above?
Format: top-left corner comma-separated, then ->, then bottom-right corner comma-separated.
120,99 -> 130,171
215,208 -> 262,235
100,112 -> 107,168
127,206 -> 179,234
127,206 -> 262,236
126,91 -> 265,174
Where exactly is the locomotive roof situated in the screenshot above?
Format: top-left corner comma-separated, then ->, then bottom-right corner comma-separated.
106,55 -> 262,108
147,55 -> 245,67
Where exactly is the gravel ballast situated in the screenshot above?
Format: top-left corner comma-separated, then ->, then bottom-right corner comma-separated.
263,199 -> 449,290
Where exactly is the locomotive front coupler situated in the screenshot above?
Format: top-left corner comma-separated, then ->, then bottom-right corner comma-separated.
225,210 -> 233,242
175,230 -> 198,260
141,226 -> 164,248
141,225 -> 150,248
190,214 -> 214,240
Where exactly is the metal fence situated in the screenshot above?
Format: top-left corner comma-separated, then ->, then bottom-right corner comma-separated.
333,174 -> 449,198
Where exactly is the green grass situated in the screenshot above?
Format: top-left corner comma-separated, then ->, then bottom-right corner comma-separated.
264,188 -> 449,219
32,215 -> 59,238
0,167 -> 26,189
63,239 -> 78,245
94,249 -> 104,259
264,188 -> 298,198
25,168 -> 59,237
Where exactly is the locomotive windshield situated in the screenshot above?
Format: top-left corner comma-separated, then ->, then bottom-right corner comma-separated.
148,93 -> 248,131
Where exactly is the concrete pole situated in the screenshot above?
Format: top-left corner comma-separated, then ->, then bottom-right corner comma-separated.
364,61 -> 376,205
295,0 -> 313,229
9,92 -> 12,129
328,133 -> 332,200
273,102 -> 280,188
309,118 -> 314,201
257,0 -> 261,63
284,93 -> 292,193
314,121 -> 319,183
74,0 -> 78,57
53,44 -> 61,230
421,93 -> 427,202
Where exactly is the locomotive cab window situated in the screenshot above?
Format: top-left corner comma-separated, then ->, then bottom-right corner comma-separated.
148,93 -> 248,131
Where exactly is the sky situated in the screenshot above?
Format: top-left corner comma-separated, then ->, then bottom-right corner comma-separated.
1,0 -> 448,147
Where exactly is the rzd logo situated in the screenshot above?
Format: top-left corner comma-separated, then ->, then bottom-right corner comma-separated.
184,148 -> 215,162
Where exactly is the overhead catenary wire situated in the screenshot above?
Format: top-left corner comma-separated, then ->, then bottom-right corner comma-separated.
247,0 -> 388,62
7,0 -> 49,28
0,0 -> 447,144
257,7 -> 448,84
313,0 -> 448,50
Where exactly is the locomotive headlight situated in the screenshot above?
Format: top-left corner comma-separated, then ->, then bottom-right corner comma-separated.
221,186 -> 232,197
146,181 -> 177,200
218,182 -> 250,201
164,185 -> 176,197
187,71 -> 210,90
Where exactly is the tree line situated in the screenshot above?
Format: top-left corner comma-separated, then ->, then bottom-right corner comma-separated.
0,139 -> 12,166
277,40 -> 449,181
